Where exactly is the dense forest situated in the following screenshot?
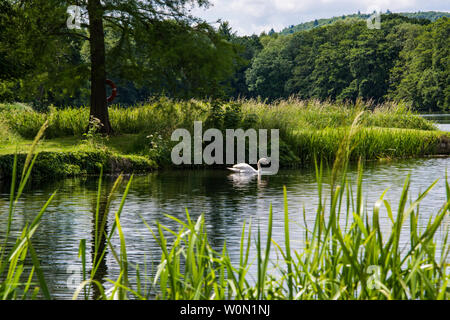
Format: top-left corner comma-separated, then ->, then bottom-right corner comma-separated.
234,14 -> 450,111
279,11 -> 450,34
0,3 -> 449,111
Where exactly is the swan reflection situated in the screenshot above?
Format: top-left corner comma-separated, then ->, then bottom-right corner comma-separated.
227,172 -> 268,188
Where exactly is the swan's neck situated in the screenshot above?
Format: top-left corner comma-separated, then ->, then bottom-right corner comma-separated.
256,160 -> 261,173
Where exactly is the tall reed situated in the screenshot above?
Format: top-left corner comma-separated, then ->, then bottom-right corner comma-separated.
1,99 -> 436,140
0,121 -> 53,299
133,162 -> 447,300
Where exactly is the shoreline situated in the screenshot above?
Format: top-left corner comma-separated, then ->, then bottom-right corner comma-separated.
0,151 -> 157,181
1,142 -> 450,181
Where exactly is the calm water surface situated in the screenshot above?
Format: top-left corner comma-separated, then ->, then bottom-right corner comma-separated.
422,114 -> 450,132
1,159 -> 449,298
0,114 -> 449,299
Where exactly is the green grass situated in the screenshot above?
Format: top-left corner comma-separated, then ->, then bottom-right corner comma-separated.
0,134 -> 139,155
0,98 -> 437,140
0,133 -> 156,180
243,98 -> 437,132
291,127 -> 442,164
145,171 -> 448,300
0,118 -> 17,146
0,98 -> 446,172
0,125 -> 53,299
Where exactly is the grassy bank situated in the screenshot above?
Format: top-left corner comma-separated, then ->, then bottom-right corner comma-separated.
0,129 -> 448,300
0,151 -> 156,180
292,127 -> 443,164
0,99 -> 437,139
0,99 -> 447,176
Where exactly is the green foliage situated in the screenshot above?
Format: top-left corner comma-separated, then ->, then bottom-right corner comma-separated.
245,36 -> 293,99
0,123 -> 53,299
247,18 -> 397,102
1,8 -> 447,109
204,100 -> 243,130
143,129 -> 449,300
109,158 -> 449,300
128,132 -> 173,166
0,1 -> 90,107
291,127 -> 441,164
279,11 -> 445,35
219,25 -> 263,98
241,99 -> 436,131
389,18 -> 450,111
108,19 -> 239,101
81,116 -> 109,151
243,15 -> 449,111
0,119 -> 14,145
0,0 -> 240,107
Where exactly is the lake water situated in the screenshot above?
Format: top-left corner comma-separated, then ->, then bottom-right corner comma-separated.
422,114 -> 450,132
0,116 -> 449,299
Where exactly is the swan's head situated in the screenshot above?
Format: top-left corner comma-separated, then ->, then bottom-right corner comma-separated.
258,158 -> 270,165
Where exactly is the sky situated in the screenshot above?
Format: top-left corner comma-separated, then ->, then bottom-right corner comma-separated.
190,0 -> 450,35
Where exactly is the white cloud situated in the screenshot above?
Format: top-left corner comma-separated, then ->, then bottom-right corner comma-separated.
191,0 -> 450,35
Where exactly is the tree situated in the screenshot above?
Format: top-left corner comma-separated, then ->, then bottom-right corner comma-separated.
87,0 -> 212,133
246,15 -> 440,104
5,0 -> 210,134
218,21 -> 236,41
87,0 -> 110,132
245,36 -> 292,100
221,23 -> 263,98
389,18 -> 449,111
0,1 -> 89,107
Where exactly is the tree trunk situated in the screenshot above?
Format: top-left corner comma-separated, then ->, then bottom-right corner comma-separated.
87,0 -> 112,134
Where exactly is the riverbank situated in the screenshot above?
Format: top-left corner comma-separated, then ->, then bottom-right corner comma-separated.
1,128 -> 448,180
1,99 -> 449,179
0,150 -> 156,180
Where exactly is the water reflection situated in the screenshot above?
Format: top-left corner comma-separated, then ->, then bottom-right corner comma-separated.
0,158 -> 449,299
89,189 -> 110,300
227,173 -> 269,189
421,114 -> 450,132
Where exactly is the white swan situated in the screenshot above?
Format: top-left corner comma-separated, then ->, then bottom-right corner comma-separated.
227,158 -> 270,174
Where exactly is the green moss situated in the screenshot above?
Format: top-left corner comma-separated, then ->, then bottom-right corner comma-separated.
0,150 -> 157,180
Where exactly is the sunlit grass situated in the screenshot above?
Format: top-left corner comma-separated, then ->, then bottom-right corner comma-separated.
0,134 -> 139,156
0,98 -> 444,166
242,98 -> 437,132
291,127 -> 442,163
0,98 -> 437,140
